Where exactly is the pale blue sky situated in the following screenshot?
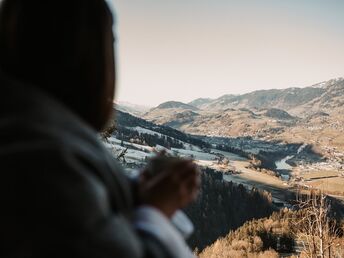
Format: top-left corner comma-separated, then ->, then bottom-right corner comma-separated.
112,0 -> 344,106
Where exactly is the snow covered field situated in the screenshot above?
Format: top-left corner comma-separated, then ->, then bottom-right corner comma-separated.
101,125 -> 306,205
103,126 -> 246,171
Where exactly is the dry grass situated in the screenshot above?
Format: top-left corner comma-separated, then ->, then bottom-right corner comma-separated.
306,177 -> 344,195
301,170 -> 339,180
297,169 -> 344,195
198,237 -> 279,258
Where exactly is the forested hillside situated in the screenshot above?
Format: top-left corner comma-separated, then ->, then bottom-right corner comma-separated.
198,193 -> 344,258
185,169 -> 275,251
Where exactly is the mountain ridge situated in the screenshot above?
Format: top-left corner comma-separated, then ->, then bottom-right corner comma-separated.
142,77 -> 344,154
155,101 -> 199,111
187,77 -> 344,112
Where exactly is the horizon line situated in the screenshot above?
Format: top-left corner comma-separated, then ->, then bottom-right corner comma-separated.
116,76 -> 344,107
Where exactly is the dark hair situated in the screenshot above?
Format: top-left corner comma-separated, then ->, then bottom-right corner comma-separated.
0,0 -> 115,130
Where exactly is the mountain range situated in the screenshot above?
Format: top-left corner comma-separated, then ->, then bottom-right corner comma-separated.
140,77 -> 344,154
149,77 -> 343,116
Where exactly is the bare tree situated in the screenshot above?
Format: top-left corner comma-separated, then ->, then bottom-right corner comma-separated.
116,147 -> 128,164
293,191 -> 339,258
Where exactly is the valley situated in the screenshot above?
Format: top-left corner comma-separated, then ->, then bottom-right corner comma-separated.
106,107 -> 344,208
109,77 -> 344,255
132,77 -> 344,199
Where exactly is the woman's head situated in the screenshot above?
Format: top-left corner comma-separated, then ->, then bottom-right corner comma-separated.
0,0 -> 116,131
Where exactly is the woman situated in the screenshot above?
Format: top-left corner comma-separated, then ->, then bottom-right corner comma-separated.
0,0 -> 199,257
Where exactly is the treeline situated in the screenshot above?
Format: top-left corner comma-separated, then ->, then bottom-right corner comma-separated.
216,144 -> 251,159
114,109 -> 211,149
198,209 -> 295,258
115,127 -> 184,149
184,168 -> 275,251
215,144 -> 278,170
198,192 -> 344,258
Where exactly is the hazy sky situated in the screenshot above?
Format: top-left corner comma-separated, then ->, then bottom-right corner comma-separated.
112,0 -> 344,106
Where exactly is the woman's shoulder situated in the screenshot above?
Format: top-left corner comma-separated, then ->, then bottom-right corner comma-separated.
0,118 -> 134,213
0,81 -> 133,210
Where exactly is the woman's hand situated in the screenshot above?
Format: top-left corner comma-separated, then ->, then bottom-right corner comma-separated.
138,156 -> 201,218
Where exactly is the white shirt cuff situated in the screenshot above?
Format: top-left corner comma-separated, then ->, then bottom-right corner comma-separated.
134,206 -> 195,258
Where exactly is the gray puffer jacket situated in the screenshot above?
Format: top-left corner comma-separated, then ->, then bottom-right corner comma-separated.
0,75 -> 173,258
